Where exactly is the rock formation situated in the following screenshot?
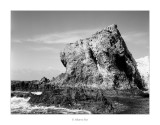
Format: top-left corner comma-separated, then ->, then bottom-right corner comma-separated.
11,80 -> 40,91
58,24 -> 145,90
40,77 -> 50,84
11,77 -> 51,91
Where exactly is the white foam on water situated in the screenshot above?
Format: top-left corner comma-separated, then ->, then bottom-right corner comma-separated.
11,97 -> 91,114
31,92 -> 42,95
11,97 -> 31,113
136,56 -> 149,89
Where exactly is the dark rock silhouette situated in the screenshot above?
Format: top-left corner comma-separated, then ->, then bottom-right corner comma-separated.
40,77 -> 50,84
11,77 -> 52,91
11,80 -> 40,91
59,24 -> 145,90
51,77 -> 56,82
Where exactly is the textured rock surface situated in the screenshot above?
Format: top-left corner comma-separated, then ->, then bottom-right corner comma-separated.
40,77 -> 50,84
11,77 -> 51,91
58,24 -> 145,90
11,80 -> 40,91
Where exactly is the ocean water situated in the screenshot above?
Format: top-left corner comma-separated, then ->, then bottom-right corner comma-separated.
11,91 -> 149,114
11,96 -> 91,114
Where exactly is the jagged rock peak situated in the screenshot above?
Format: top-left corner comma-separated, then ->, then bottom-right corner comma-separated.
59,24 -> 145,90
40,77 -> 50,83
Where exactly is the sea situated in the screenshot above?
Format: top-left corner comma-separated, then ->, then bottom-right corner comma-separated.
11,92 -> 91,114
11,91 -> 149,114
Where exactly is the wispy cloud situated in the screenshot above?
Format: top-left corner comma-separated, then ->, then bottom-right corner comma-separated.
12,29 -> 149,46
29,46 -> 61,53
122,32 -> 149,45
12,29 -> 98,44
11,67 -> 65,80
12,39 -> 22,43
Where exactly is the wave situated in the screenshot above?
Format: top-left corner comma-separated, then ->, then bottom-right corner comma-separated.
11,97 -> 91,114
31,92 -> 42,95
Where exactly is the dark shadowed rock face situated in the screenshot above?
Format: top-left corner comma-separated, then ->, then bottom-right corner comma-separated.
11,77 -> 52,91
59,24 -> 145,90
40,77 -> 50,84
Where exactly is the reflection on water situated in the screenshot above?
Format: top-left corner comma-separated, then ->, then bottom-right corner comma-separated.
11,97 -> 91,114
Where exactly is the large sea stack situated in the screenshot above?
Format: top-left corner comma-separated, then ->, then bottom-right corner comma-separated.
56,24 -> 145,90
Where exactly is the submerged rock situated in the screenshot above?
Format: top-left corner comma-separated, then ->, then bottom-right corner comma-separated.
57,24 -> 145,90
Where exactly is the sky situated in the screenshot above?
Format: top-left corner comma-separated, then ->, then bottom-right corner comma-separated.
11,11 -> 149,80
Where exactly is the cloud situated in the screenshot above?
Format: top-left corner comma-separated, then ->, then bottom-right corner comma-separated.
12,39 -> 22,43
46,66 -> 65,72
12,29 -> 149,46
12,28 -> 98,44
29,46 -> 61,53
11,68 -> 65,80
122,32 -> 149,45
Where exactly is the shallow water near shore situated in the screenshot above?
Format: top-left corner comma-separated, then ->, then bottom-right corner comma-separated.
11,94 -> 149,114
11,96 -> 91,114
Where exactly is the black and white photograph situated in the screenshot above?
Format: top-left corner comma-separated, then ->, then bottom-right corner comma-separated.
11,11 -> 149,114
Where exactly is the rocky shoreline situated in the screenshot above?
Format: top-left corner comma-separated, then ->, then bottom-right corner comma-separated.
11,84 -> 149,114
